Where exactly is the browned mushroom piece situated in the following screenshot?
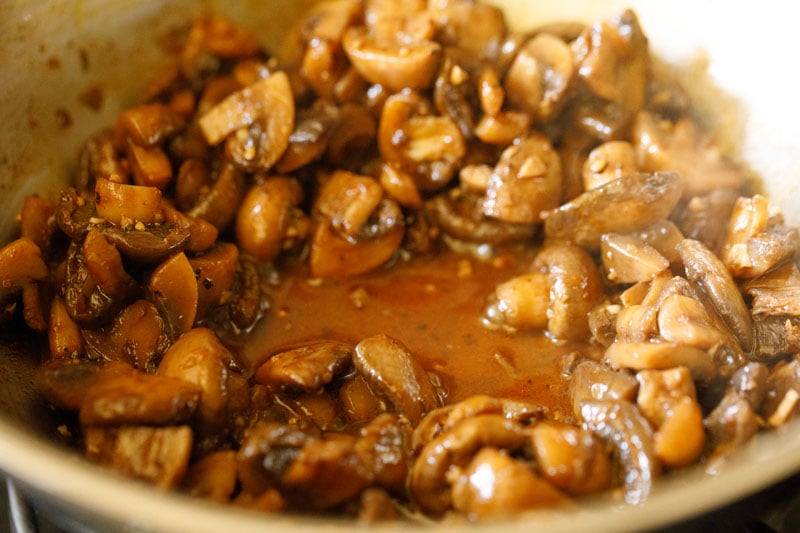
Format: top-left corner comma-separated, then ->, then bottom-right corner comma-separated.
761,360 -> 800,427
482,133 -> 563,224
569,360 -> 639,419
633,111 -> 746,198
604,341 -> 716,384
94,178 -> 163,226
409,414 -> 530,514
64,241 -> 126,328
48,296 -> 86,359
160,203 -> 219,254
310,170 -> 404,278
187,163 -> 247,232
35,359 -> 133,411
378,91 -> 466,191
671,188 -> 740,255
483,272 -> 550,331
580,400 -> 660,505
255,340 -> 354,392
325,103 -> 378,169
531,244 -> 604,341
601,233 -> 670,285
276,101 -> 340,173
744,261 -> 800,317
505,33 -> 574,124
183,450 -> 239,503
180,15 -> 261,80
426,189 -> 536,245
236,177 -> 307,263
85,425 -> 194,489
82,300 -> 168,371
433,48 -> 481,139
353,334 -> 441,425
677,238 -> 753,353
342,23 -> 440,92
451,447 -> 569,519
721,195 -> 800,279
76,129 -> 129,190
79,370 -> 201,426
543,171 -> 685,250
18,194 -> 57,253
582,141 -> 637,191
530,421 -> 612,496
158,328 -> 232,446
573,9 -> 649,116
188,242 -> 240,320
635,367 -> 705,468
429,1 -> 507,60
0,237 -> 49,305
117,103 -> 187,148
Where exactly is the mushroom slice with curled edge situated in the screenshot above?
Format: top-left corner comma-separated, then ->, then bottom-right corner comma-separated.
657,293 -> 726,350
310,171 -> 405,278
604,341 -> 716,384
505,32 -> 574,124
531,244 -> 604,341
543,171 -> 684,250
677,238 -> 754,352
569,360 -> 639,419
426,189 -> 536,245
85,425 -> 193,490
580,400 -> 660,505
409,414 -> 529,515
353,334 -> 440,425
255,340 -> 354,392
601,233 -> 670,284
573,9 -> 648,116
101,222 -> 190,264
633,111 -> 746,198
199,72 -> 295,172
482,133 -> 563,224
342,26 -> 441,92
378,91 -> 466,191
530,421 -> 612,496
721,195 -> 800,279
451,447 -> 569,519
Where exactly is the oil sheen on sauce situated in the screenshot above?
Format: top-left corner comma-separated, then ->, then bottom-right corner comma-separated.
240,247 -> 587,419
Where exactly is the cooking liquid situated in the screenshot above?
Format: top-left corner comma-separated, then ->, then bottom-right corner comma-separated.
239,246 -> 590,419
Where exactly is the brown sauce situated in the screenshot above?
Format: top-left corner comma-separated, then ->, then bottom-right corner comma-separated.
240,246 -> 580,416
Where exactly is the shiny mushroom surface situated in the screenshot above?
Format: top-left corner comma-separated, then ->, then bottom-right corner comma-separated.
1,0 -> 798,525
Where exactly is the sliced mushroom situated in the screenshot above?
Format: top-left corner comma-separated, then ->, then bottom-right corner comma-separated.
505,33 -> 574,123
95,178 -> 163,226
35,359 -> 133,410
426,189 -> 536,245
0,237 -> 49,303
604,341 -> 716,384
117,103 -> 186,148
482,133 -> 563,224
18,194 -> 57,253
582,141 -> 637,191
531,244 -> 604,341
721,195 -> 800,279
48,296 -> 85,359
677,238 -> 753,352
657,293 -> 725,350
187,163 -> 247,232
79,371 -> 201,426
483,272 -> 550,331
451,447 -> 568,519
528,423 -> 612,499
573,9 -> 648,115
671,188 -> 739,255
409,414 -> 529,514
601,233 -> 669,284
569,360 -> 639,419
343,27 -> 441,92
543,171 -> 684,250
378,91 -> 466,191
236,177 -> 307,263
353,334 -> 440,425
82,300 -> 168,371
85,425 -> 193,489
255,340 -> 353,392
429,1 -> 507,60
158,327 -> 232,444
580,400 -> 659,505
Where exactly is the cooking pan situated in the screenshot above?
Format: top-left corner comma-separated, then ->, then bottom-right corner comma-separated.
0,0 -> 799,531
